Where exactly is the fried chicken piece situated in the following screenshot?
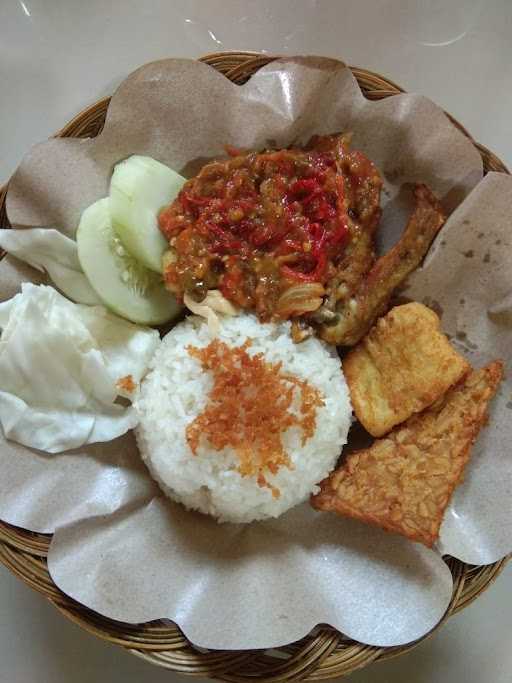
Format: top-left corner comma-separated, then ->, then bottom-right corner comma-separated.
318,229 -> 376,319
160,133 -> 384,325
343,303 -> 470,437
315,135 -> 381,319
319,184 -> 445,345
311,361 -> 504,546
307,133 -> 383,236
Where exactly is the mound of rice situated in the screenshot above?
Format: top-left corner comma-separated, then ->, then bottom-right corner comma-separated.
135,315 -> 352,523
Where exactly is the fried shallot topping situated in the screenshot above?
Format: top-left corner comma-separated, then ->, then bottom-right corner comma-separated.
116,374 -> 136,394
186,339 -> 324,497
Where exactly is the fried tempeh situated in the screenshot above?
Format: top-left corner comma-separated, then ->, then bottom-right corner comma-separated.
320,184 -> 445,345
343,302 -> 470,437
311,361 -> 504,546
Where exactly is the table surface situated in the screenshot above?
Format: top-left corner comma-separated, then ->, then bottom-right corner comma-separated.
1,1 -> 511,681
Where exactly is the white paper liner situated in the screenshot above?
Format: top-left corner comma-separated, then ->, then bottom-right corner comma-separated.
48,499 -> 453,649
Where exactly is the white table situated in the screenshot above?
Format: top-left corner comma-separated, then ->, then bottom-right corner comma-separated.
1,1 -> 511,681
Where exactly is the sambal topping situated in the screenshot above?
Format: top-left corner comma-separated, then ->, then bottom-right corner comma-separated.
185,339 -> 325,497
159,134 -> 382,322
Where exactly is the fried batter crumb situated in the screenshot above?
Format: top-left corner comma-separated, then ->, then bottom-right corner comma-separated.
186,339 -> 324,497
117,374 -> 136,394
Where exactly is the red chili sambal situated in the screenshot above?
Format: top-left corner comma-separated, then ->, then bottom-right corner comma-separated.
158,134 -> 382,321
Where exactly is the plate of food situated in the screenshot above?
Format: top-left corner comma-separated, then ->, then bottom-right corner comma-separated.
0,53 -> 511,677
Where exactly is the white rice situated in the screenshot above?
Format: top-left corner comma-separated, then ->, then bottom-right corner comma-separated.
134,315 -> 352,523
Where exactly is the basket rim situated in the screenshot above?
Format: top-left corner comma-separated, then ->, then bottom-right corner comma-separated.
0,52 -> 510,682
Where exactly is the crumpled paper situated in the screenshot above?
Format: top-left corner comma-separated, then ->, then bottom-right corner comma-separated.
0,57 -> 510,650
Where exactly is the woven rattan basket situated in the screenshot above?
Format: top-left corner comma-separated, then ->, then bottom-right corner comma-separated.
0,52 -> 510,681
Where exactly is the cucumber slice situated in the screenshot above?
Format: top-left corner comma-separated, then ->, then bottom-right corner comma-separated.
110,155 -> 185,273
76,198 -> 181,325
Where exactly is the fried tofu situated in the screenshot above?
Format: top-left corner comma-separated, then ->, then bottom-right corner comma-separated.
311,361 -> 503,547
344,302 -> 470,437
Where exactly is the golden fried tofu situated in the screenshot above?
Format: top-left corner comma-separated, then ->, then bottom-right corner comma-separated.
344,302 -> 470,437
312,361 -> 503,546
